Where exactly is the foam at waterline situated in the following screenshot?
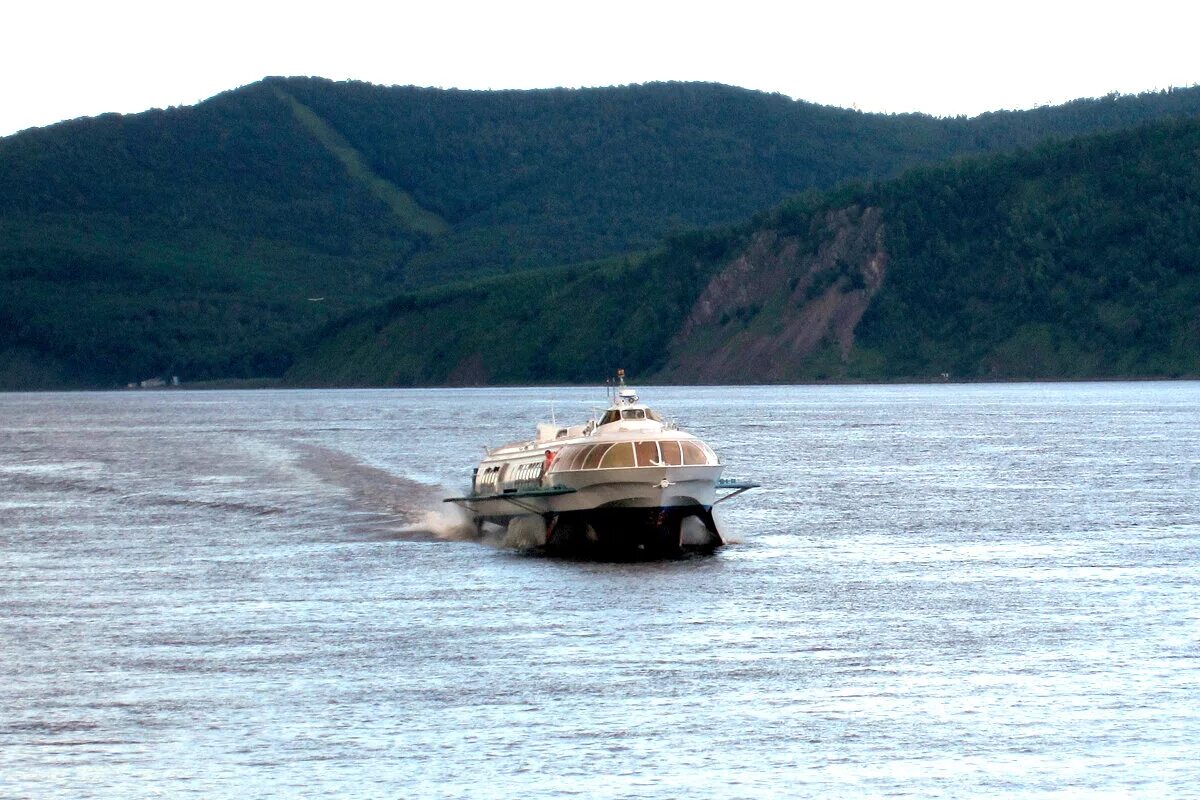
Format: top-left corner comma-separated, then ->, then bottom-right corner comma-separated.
401,503 -> 484,541
711,506 -> 740,544
680,515 -> 713,546
499,515 -> 548,549
395,511 -> 547,549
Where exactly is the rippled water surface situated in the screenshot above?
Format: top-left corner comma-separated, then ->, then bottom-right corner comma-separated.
2,384 -> 1198,798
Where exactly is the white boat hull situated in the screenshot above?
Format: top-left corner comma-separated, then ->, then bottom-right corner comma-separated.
551,464 -> 722,511
454,464 -> 722,520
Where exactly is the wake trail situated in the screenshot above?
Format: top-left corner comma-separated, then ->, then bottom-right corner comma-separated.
294,443 -> 478,541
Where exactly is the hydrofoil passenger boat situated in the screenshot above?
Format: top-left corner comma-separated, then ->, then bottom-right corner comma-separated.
444,372 -> 757,557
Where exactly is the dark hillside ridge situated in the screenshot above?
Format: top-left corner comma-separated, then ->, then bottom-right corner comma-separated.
3,78 -> 1200,388
0,85 -> 423,387
288,117 -> 1200,384
852,119 -> 1200,380
267,78 -> 1200,285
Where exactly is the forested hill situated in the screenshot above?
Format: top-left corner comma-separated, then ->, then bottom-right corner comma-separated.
268,78 -> 1200,284
287,117 -> 1200,385
4,78 -> 1200,388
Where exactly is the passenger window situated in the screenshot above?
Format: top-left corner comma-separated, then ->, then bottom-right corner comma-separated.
562,445 -> 587,471
599,442 -> 636,468
659,441 -> 682,466
573,445 -> 595,470
582,444 -> 609,470
681,441 -> 708,465
556,446 -> 577,472
634,440 -> 659,466
600,410 -> 620,425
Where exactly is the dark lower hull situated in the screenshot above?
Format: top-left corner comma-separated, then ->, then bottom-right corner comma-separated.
542,506 -> 722,559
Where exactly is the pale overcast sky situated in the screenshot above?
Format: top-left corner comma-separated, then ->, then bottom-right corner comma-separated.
4,0 -> 1199,137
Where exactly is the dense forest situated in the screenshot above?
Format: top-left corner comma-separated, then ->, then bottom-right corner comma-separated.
275,78 -> 1200,285
853,119 -> 1200,379
3,78 -> 1200,388
288,117 -> 1200,385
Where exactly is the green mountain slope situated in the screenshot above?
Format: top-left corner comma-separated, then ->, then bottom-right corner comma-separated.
272,87 -> 449,237
853,120 -> 1200,379
4,78 -> 1200,388
271,78 -> 1200,285
0,83 -> 424,386
284,232 -> 742,387
289,117 -> 1200,385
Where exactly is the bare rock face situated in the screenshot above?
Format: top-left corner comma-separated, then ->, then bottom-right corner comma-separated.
446,351 -> 489,386
659,205 -> 888,382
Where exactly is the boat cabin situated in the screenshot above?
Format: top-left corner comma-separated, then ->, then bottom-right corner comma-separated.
597,404 -> 663,427
594,382 -> 669,432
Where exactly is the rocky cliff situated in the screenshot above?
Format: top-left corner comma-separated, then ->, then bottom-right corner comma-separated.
660,206 -> 887,382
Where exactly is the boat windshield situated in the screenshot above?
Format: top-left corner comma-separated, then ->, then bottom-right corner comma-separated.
598,407 -> 663,425
548,439 -> 716,472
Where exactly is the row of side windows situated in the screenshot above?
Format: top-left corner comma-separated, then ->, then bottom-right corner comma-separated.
511,461 -> 543,485
476,461 -> 543,492
476,465 -> 502,492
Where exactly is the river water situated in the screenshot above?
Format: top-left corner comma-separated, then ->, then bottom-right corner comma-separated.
1,384 -> 1198,798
